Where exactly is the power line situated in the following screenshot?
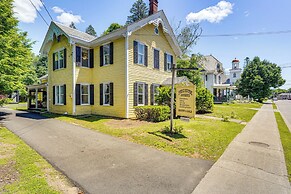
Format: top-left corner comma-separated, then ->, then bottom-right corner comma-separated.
40,0 -> 53,21
27,0 -> 49,26
200,30 -> 291,37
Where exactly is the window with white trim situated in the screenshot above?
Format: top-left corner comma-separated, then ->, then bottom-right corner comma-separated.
82,48 -> 89,68
53,49 -> 65,70
81,84 -> 90,105
138,83 -> 145,105
103,83 -> 110,105
138,43 -> 145,65
166,54 -> 172,71
55,85 -> 65,105
103,44 -> 110,66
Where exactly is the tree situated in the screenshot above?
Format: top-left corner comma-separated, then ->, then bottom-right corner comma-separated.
126,0 -> 148,25
69,22 -> 76,29
0,0 -> 35,95
33,55 -> 48,79
103,23 -> 123,35
288,88 -> 291,93
175,23 -> 202,55
85,25 -> 97,36
237,56 -> 285,102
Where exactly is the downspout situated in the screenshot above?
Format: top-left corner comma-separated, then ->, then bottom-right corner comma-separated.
72,42 -> 76,115
125,32 -> 129,118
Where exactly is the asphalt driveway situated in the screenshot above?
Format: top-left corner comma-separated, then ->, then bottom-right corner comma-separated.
0,108 -> 212,194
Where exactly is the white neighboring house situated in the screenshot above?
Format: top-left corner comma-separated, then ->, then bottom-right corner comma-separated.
229,58 -> 242,85
200,55 -> 235,103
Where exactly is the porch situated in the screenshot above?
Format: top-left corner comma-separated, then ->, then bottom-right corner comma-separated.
27,84 -> 48,111
213,84 -> 236,103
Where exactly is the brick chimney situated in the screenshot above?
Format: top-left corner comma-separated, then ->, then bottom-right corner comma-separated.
149,0 -> 158,15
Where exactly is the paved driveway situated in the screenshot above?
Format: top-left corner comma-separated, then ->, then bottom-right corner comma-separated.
0,108 -> 212,194
276,100 -> 291,132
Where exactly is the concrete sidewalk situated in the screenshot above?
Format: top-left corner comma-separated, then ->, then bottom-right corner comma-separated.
193,103 -> 291,194
0,108 -> 212,194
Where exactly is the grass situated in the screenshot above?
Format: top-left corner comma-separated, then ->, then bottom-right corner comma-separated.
44,113 -> 245,161
274,112 -> 291,182
4,103 -> 28,111
272,102 -> 277,110
0,127 -> 74,193
205,103 -> 262,122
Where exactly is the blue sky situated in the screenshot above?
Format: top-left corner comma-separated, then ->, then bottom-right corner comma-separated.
13,0 -> 291,89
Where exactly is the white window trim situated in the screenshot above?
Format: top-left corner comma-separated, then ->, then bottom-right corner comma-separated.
103,44 -> 111,66
137,41 -> 145,66
53,48 -> 65,70
55,85 -> 65,105
76,46 -> 91,68
102,82 -> 111,106
80,84 -> 90,105
137,82 -> 145,106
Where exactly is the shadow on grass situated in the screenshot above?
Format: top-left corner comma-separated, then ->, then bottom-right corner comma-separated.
148,131 -> 187,141
44,113 -> 111,123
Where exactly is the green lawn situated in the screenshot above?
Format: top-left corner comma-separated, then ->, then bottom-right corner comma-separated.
205,103 -> 262,122
0,127 -> 77,193
274,112 -> 291,182
45,114 -> 245,161
272,103 -> 277,110
4,103 -> 27,111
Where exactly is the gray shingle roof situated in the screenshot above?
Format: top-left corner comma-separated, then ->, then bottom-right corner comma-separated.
54,22 -> 96,42
200,55 -> 223,72
162,76 -> 190,85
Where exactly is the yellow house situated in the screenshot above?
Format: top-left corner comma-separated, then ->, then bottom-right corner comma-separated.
40,9 -> 182,118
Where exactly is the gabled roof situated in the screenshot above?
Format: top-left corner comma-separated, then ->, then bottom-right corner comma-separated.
200,55 -> 224,74
40,10 -> 182,57
162,76 -> 190,86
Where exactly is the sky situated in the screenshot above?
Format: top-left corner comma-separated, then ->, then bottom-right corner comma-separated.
13,0 -> 291,89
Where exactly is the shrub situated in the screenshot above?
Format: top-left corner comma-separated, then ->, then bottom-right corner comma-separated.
0,98 -> 9,107
196,87 -> 214,113
162,124 -> 184,134
134,106 -> 170,122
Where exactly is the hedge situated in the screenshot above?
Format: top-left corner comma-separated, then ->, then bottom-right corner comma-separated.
134,106 -> 170,122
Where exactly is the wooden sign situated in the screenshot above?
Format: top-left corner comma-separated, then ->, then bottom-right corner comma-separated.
176,85 -> 196,118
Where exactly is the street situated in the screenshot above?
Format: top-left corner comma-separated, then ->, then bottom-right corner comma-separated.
276,100 -> 291,132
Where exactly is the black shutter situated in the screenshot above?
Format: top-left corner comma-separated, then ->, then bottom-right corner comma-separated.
170,55 -> 173,70
133,41 -> 138,64
100,84 -> 103,105
100,46 -> 104,67
89,49 -> 94,68
53,53 -> 56,71
134,82 -> 138,106
53,86 -> 55,105
150,84 -> 154,105
90,84 -> 94,105
76,84 -> 81,105
110,42 -> 114,64
144,45 -> 148,67
64,48 -> 67,68
76,46 -> 81,65
145,83 -> 148,105
63,84 -> 66,105
164,53 -> 167,71
110,82 -> 114,106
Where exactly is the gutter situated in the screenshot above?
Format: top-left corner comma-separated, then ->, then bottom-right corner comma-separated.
72,42 -> 76,115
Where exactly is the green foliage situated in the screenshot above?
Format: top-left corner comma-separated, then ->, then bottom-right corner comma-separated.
134,106 -> 170,122
177,54 -> 204,87
162,124 -> 184,134
103,23 -> 123,35
0,97 -> 9,107
221,115 -> 230,122
85,24 -> 97,36
155,86 -> 172,107
274,112 -> 291,182
196,87 -> 214,113
237,56 -> 285,102
126,0 -> 149,24
0,0 -> 35,96
69,22 -> 76,29
33,55 -> 48,79
288,88 -> 291,93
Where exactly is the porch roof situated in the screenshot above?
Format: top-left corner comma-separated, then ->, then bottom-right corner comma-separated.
213,84 -> 236,90
27,83 -> 47,90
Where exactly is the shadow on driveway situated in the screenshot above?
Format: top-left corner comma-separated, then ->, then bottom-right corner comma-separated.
16,112 -> 48,120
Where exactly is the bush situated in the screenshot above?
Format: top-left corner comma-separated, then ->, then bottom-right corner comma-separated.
0,98 -> 9,107
162,124 -> 184,134
134,106 -> 170,122
196,87 -> 214,113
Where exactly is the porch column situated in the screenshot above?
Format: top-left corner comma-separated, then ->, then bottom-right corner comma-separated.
35,88 -> 38,109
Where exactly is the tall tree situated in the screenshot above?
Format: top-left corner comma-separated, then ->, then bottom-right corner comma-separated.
237,56 -> 285,102
0,0 -> 35,95
33,55 -> 48,79
103,23 -> 123,35
85,25 -> 97,36
175,22 -> 202,55
126,0 -> 149,24
69,22 -> 76,29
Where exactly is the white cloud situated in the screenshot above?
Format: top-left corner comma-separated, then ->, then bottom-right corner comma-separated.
186,1 -> 233,23
13,0 -> 43,23
244,11 -> 250,17
52,6 -> 84,26
52,6 -> 64,14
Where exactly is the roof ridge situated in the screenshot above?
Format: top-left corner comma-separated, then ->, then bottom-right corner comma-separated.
53,21 -> 96,39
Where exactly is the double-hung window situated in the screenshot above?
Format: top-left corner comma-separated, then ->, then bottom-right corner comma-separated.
154,49 -> 160,69
53,49 -> 66,70
103,44 -> 110,66
138,43 -> 145,65
138,83 -> 145,105
76,46 -> 93,68
166,54 -> 172,71
100,83 -> 113,106
82,48 -> 89,68
103,83 -> 110,105
81,84 -> 89,105
55,85 -> 65,105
